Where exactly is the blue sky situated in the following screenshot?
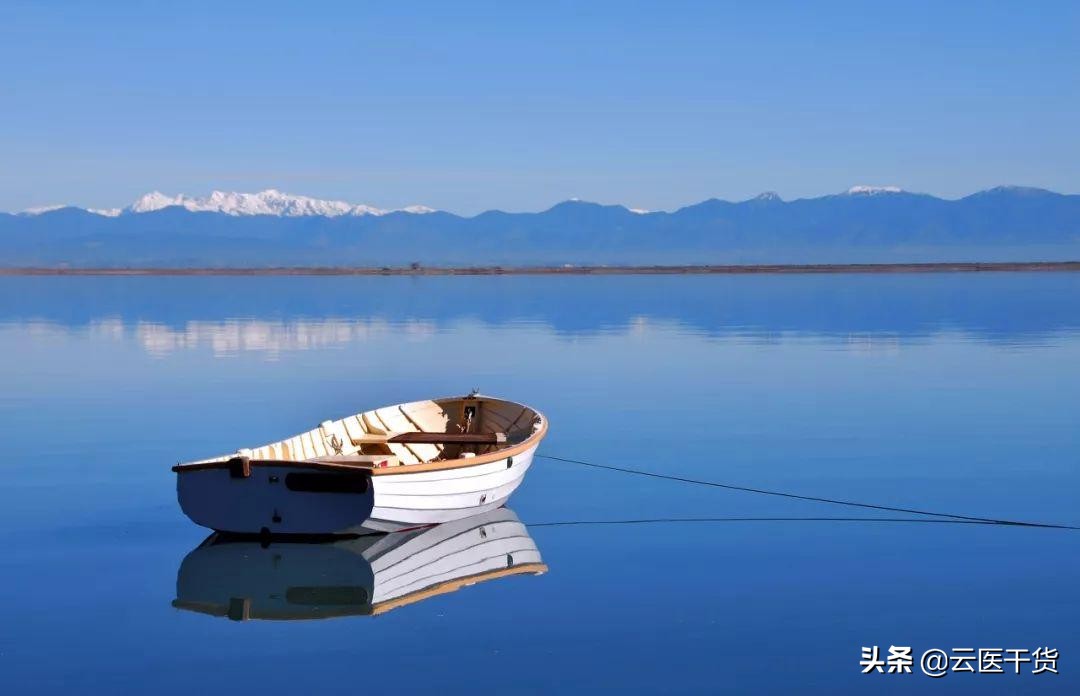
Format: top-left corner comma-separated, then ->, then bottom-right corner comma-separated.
1,0 -> 1077,214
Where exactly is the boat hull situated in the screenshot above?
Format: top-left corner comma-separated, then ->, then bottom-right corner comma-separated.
177,443 -> 538,535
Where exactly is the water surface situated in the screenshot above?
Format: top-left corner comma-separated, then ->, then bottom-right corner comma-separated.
1,273 -> 1077,694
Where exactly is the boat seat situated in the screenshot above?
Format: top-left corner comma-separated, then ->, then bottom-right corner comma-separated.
310,454 -> 401,468
376,406 -> 441,463
363,412 -> 421,465
399,400 -> 452,433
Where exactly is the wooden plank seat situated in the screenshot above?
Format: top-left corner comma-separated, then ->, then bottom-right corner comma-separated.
362,411 -> 422,465
308,454 -> 402,468
376,406 -> 441,463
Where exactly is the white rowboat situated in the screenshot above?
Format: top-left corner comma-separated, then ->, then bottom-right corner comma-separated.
173,394 -> 547,535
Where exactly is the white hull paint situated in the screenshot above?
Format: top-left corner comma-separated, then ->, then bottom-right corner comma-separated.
370,447 -> 535,525
174,508 -> 545,619
177,444 -> 537,535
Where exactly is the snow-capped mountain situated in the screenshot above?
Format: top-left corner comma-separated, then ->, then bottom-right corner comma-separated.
20,204 -> 68,215
3,185 -> 1077,267
125,189 -> 436,217
845,185 -> 904,195
13,185 -> 1027,218
18,189 -> 437,217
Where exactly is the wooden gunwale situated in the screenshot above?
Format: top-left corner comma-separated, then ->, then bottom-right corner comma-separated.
171,410 -> 546,476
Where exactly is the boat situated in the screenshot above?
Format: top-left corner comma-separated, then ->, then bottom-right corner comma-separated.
173,394 -> 547,535
173,508 -> 546,620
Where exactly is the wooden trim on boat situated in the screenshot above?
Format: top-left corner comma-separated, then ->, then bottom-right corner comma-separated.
369,562 -> 548,616
171,414 -> 546,475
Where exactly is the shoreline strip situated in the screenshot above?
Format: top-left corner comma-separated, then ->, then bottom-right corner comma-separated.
1,261 -> 1078,276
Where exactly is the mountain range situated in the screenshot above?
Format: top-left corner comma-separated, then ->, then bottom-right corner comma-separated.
2,186 -> 1078,267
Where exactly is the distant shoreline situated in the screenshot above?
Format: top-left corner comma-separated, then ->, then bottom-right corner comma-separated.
1,262 -> 1078,277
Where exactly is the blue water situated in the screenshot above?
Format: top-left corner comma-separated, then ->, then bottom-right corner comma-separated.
1,273 -> 1077,694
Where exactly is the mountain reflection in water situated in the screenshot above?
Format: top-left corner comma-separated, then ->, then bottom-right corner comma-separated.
4,273 -> 1079,350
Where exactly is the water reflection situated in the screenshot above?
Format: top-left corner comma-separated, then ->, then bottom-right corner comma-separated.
3,274 -> 1079,348
173,508 -> 545,621
136,319 -> 437,356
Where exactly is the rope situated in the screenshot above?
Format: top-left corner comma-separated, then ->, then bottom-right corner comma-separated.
528,516 -> 994,528
536,454 -> 1080,531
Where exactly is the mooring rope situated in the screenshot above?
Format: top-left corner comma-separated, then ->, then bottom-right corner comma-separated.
536,454 -> 1080,531
528,516 -> 997,528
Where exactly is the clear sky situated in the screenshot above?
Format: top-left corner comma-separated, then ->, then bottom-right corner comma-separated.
2,0 -> 1078,214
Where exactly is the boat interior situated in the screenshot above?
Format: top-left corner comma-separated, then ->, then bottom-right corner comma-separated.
224,396 -> 541,467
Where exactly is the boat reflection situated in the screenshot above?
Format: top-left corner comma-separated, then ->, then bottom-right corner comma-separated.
172,508 -> 545,621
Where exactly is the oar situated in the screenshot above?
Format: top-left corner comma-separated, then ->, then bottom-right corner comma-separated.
350,431 -> 508,446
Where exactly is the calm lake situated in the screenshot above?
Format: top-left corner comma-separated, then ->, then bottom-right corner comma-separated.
1,273 -> 1078,694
